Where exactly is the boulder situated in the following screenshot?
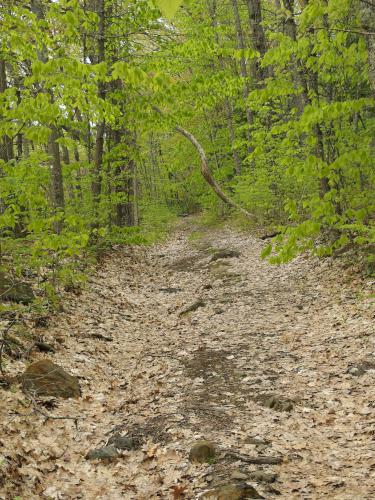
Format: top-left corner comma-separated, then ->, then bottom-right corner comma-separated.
20,359 -> 80,398
0,273 -> 34,304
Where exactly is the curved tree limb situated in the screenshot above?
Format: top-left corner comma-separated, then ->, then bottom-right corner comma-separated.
174,125 -> 253,218
148,101 -> 252,217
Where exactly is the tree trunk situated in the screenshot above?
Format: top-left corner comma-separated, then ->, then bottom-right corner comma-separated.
175,125 -> 252,218
360,0 -> 375,97
30,0 -> 65,229
246,0 -> 268,81
0,60 -> 13,162
91,0 -> 106,206
231,0 -> 253,154
281,0 -> 329,196
208,0 -> 243,174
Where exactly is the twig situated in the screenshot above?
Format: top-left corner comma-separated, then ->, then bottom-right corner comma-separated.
23,391 -> 82,425
311,26 -> 375,37
225,450 -> 283,465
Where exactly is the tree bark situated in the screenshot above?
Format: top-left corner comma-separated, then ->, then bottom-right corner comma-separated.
91,0 -> 106,206
175,125 -> 252,218
231,0 -> 253,154
360,0 -> 375,98
246,0 -> 268,81
208,0 -> 243,175
0,60 -> 13,162
30,0 -> 65,229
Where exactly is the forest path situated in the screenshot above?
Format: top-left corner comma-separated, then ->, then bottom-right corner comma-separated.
3,220 -> 375,499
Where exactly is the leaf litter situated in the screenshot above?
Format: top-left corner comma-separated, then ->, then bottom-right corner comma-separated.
0,222 -> 374,499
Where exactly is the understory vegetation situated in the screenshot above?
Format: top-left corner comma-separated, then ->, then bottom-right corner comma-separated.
0,0 -> 374,311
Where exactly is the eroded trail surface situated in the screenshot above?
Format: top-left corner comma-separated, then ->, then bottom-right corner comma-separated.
2,223 -> 375,499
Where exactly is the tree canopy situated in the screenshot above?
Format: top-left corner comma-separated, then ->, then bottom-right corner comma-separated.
0,0 -> 374,302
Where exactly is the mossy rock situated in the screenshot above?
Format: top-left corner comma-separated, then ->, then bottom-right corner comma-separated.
0,273 -> 34,304
189,440 -> 216,463
20,359 -> 80,398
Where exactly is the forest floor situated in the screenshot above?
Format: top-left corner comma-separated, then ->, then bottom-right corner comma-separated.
1,218 -> 375,500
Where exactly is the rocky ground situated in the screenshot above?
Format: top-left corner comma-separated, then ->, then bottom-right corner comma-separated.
1,220 -> 374,499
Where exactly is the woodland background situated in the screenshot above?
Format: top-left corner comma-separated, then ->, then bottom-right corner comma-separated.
0,0 -> 374,310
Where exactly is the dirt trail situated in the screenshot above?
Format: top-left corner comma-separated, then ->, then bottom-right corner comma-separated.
1,222 -> 375,499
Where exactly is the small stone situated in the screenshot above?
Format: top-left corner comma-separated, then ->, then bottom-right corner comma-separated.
189,440 -> 215,463
231,470 -> 248,480
179,300 -> 206,316
249,471 -> 277,483
108,435 -> 134,450
348,366 -> 363,376
85,445 -> 119,461
210,249 -> 240,262
201,483 -> 263,499
35,341 -> 55,353
245,437 -> 270,446
263,396 -> 293,412
20,359 -> 80,399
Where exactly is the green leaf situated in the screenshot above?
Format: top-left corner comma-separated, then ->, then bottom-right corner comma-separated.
155,0 -> 183,19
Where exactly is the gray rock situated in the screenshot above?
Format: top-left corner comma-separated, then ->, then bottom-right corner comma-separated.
85,445 -> 120,461
108,435 -> 134,450
231,470 -> 248,480
348,360 -> 375,376
249,471 -> 277,483
210,249 -> 240,262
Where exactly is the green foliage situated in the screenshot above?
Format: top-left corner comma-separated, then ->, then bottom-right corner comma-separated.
0,0 -> 373,315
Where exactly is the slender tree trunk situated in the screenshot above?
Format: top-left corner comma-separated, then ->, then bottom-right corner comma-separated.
281,0 -> 329,196
360,0 -> 375,98
246,0 -> 268,81
30,0 -> 65,229
91,0 -> 106,208
48,126 -> 65,213
231,0 -> 253,154
208,0 -> 243,174
0,60 -> 13,162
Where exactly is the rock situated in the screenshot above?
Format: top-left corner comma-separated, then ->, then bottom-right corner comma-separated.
189,440 -> 216,463
20,359 -> 80,398
210,249 -> 240,262
262,395 -> 293,412
249,471 -> 277,483
90,333 -> 113,342
201,483 -> 263,499
0,273 -> 34,304
348,366 -> 364,376
231,470 -> 248,480
85,445 -> 120,461
159,287 -> 183,293
35,341 -> 55,353
108,434 -> 134,450
347,360 -> 375,376
179,299 -> 206,316
245,437 -> 270,446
